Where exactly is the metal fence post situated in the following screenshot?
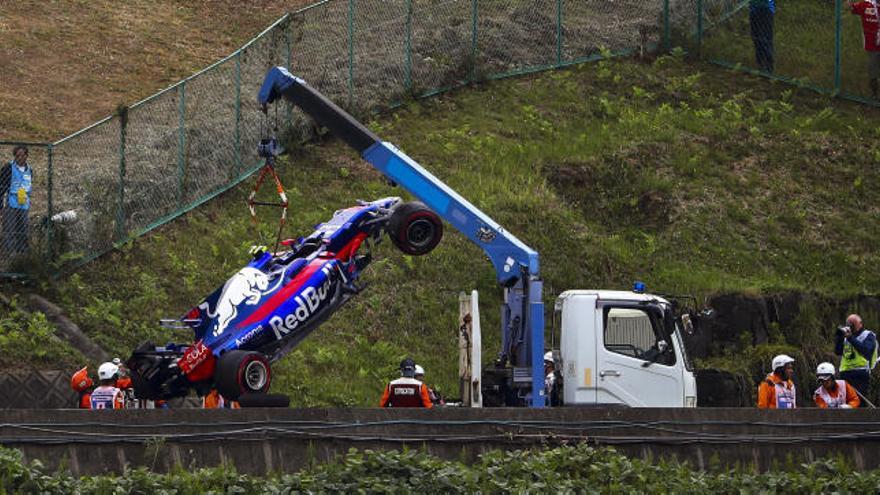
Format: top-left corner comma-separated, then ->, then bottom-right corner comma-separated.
177,82 -> 186,209
116,108 -> 128,242
696,0 -> 703,53
405,0 -> 413,91
348,0 -> 355,107
663,0 -> 670,52
285,21 -> 293,131
556,0 -> 563,66
834,0 -> 842,94
471,0 -> 478,81
234,51 -> 242,178
45,144 -> 53,259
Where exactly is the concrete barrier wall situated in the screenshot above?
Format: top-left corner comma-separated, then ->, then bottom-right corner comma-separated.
2,408 -> 880,475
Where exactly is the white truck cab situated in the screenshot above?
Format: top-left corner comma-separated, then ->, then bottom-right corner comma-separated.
554,290 -> 697,407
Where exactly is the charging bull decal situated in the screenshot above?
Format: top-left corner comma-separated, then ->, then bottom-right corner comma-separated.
199,267 -> 271,337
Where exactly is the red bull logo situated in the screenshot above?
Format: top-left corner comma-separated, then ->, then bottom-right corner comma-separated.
268,265 -> 334,340
199,267 -> 271,337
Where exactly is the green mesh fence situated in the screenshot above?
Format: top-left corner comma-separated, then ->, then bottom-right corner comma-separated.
696,0 -> 880,104
3,0 -> 797,278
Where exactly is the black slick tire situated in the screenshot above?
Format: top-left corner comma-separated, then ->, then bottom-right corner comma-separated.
387,201 -> 443,256
215,350 -> 272,401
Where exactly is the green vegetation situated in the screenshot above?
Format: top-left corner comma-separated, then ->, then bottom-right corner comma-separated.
2,444 -> 880,493
10,51 -> 879,404
0,297 -> 86,370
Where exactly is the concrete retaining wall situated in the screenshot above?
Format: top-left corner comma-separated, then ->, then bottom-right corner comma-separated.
2,407 -> 880,475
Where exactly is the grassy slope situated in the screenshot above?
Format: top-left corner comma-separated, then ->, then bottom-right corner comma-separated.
23,52 -> 878,405
0,0 -> 304,141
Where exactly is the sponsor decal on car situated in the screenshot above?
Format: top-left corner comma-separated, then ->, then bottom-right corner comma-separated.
234,325 -> 264,348
199,267 -> 271,337
269,265 -> 335,340
179,340 -> 210,374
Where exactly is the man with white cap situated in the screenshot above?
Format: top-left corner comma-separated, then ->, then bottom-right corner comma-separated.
757,354 -> 796,409
813,362 -> 860,409
89,362 -> 125,410
414,364 -> 444,406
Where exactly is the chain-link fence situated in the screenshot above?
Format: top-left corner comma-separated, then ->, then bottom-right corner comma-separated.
695,0 -> 880,104
3,0 -> 794,278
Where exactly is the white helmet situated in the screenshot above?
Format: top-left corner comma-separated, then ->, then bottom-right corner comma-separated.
544,351 -> 554,364
816,362 -> 836,378
771,354 -> 795,371
98,362 -> 119,380
414,364 -> 425,376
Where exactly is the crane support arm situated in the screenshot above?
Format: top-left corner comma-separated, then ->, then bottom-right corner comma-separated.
259,67 -> 539,283
258,67 -> 545,406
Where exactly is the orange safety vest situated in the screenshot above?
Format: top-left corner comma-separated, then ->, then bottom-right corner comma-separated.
757,373 -> 796,409
380,377 -> 433,408
814,380 -> 860,409
203,390 -> 240,409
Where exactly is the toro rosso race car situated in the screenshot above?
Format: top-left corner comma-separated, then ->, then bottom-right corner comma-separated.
127,197 -> 442,401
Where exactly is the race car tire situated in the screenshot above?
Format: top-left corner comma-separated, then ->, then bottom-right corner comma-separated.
387,201 -> 443,256
215,350 -> 272,401
238,393 -> 291,408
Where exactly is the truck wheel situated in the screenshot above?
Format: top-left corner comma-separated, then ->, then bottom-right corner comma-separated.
387,201 -> 443,256
215,350 -> 271,400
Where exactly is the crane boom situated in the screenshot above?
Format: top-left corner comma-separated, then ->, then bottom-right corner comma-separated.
258,67 -> 545,406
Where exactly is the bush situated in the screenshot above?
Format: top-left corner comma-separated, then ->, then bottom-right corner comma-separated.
2,443 -> 880,493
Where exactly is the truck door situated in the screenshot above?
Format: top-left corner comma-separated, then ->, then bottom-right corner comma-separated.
595,303 -> 685,407
559,293 -> 598,405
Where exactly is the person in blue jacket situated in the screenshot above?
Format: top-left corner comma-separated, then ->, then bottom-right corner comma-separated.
0,145 -> 33,256
834,314 -> 878,405
749,0 -> 776,73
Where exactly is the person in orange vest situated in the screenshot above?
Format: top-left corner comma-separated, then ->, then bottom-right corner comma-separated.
113,358 -> 133,391
90,362 -> 125,410
414,364 -> 444,406
380,358 -> 433,408
203,388 -> 240,409
757,354 -> 796,409
814,362 -> 860,409
70,366 -> 94,409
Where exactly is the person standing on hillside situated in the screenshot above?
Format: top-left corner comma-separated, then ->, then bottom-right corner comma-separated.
749,0 -> 776,73
849,0 -> 880,98
0,145 -> 33,256
835,314 -> 877,404
757,354 -> 796,409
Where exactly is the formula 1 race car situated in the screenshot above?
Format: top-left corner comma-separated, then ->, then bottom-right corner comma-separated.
127,197 -> 442,401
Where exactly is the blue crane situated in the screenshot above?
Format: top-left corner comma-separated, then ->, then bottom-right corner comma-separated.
258,67 -> 546,407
